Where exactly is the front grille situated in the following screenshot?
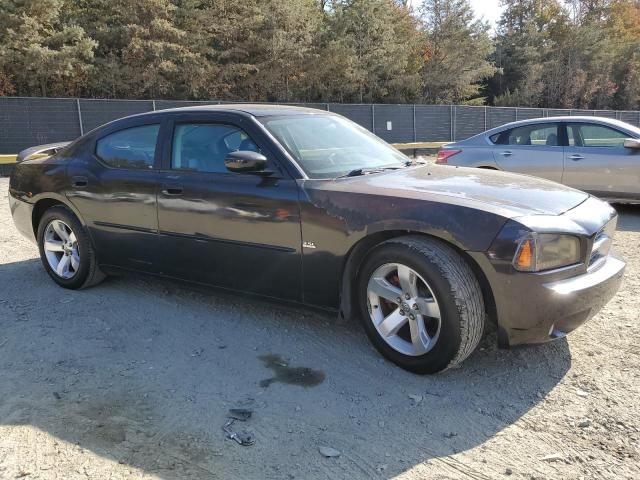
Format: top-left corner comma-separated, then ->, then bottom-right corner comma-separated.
588,217 -> 617,270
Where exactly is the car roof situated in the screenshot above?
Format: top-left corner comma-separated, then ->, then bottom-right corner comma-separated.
488,115 -> 637,132
153,104 -> 328,118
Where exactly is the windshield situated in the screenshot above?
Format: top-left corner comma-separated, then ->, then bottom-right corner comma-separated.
260,115 -> 409,179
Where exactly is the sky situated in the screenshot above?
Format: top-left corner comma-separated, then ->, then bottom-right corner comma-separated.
469,0 -> 504,28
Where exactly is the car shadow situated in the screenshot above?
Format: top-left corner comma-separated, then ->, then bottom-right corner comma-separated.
0,259 -> 571,479
614,204 -> 640,232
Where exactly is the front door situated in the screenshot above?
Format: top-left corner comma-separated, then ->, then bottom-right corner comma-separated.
492,122 -> 564,182
156,114 -> 303,301
562,122 -> 640,199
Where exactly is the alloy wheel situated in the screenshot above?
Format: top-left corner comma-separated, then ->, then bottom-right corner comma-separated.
43,219 -> 80,279
366,263 -> 442,356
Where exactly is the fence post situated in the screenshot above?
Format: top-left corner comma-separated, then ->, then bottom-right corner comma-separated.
413,104 -> 417,142
152,100 -> 156,111
515,107 -> 519,121
76,98 -> 84,136
484,106 -> 488,131
371,104 -> 375,133
326,103 -> 330,112
450,105 -> 455,141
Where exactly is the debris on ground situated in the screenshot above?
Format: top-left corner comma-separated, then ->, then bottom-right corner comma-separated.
408,394 -> 423,405
541,453 -> 564,463
223,419 -> 255,446
319,446 -> 341,458
222,408 -> 255,446
227,408 -> 253,422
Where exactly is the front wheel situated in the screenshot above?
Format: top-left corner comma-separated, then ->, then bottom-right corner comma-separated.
37,206 -> 105,289
357,236 -> 485,374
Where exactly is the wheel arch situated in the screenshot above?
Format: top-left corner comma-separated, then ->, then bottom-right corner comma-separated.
339,230 -> 497,331
31,194 -> 87,237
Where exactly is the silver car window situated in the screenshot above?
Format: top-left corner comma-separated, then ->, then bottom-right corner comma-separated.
506,124 -> 558,146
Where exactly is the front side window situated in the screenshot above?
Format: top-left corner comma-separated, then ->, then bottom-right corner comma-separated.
95,124 -> 159,169
502,124 -> 559,147
260,115 -> 408,179
171,124 -> 261,173
571,123 -> 627,148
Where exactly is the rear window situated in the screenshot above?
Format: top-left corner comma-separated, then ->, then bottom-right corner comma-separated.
95,124 -> 160,169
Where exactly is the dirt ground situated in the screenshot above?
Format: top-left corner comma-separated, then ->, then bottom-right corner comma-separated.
0,175 -> 639,480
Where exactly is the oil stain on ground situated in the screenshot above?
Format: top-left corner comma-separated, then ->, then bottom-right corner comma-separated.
259,354 -> 325,388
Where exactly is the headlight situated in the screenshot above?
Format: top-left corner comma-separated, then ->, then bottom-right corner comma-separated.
513,233 -> 581,272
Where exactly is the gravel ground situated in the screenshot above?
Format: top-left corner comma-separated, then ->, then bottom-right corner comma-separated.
1,176 -> 639,480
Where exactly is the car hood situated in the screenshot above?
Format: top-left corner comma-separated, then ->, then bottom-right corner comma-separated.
321,165 -> 589,217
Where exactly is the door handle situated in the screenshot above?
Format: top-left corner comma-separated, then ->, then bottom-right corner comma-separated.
570,154 -> 585,161
500,151 -> 513,157
71,176 -> 88,188
161,184 -> 183,196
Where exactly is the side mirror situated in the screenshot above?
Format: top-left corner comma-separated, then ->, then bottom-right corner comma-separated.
224,151 -> 270,174
623,138 -> 640,149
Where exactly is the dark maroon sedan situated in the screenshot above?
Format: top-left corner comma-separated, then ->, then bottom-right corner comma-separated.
8,105 -> 625,373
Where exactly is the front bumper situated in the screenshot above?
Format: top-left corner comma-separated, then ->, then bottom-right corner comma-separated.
470,250 -> 625,347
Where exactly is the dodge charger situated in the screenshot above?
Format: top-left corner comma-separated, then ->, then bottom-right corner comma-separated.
8,105 -> 625,373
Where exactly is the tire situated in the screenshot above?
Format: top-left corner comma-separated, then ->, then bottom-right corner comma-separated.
357,235 -> 485,374
37,205 -> 106,289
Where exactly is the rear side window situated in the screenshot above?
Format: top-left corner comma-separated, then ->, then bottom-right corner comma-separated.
95,124 -> 160,169
171,123 -> 261,173
489,132 -> 502,144
503,124 -> 558,146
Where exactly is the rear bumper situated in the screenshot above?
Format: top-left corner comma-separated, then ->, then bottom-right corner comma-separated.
470,250 -> 625,347
9,195 -> 36,244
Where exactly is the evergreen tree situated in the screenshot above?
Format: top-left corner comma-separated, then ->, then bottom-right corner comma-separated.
419,0 -> 496,104
0,0 -> 96,97
311,0 -> 423,103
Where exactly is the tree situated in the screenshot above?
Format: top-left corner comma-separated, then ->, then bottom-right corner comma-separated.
0,0 -> 96,97
65,0 -> 205,99
310,0 -> 423,103
608,0 -> 640,109
0,0 -> 638,107
419,0 -> 496,104
488,0 -> 564,107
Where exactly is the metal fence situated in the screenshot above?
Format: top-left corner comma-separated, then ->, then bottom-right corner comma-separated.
1,96 -> 639,153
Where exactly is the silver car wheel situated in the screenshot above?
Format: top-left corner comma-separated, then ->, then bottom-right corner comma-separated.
367,262 -> 442,356
43,219 -> 80,279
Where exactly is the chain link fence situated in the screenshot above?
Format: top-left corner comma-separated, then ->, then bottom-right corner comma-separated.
1,96 -> 639,153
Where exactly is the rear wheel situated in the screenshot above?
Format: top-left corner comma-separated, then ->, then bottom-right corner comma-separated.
357,236 -> 485,374
37,206 -> 105,289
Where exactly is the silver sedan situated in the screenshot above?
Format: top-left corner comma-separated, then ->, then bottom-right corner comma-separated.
437,116 -> 640,203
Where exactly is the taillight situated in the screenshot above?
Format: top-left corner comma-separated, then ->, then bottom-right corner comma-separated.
436,149 -> 461,164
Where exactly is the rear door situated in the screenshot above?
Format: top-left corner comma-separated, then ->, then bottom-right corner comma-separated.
66,120 -> 164,271
492,122 -> 564,182
562,122 -> 640,199
155,112 -> 303,301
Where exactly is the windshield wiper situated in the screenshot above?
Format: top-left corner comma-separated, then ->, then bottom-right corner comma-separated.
335,165 -> 403,179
